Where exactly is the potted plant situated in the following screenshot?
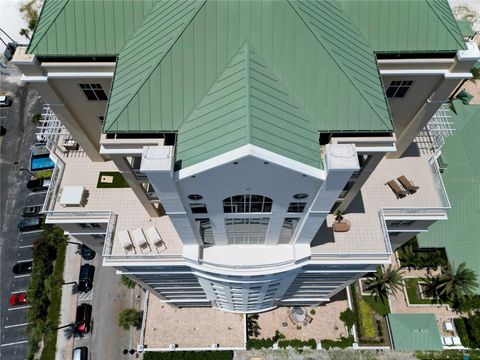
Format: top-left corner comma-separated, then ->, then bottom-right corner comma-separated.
333,210 -> 350,232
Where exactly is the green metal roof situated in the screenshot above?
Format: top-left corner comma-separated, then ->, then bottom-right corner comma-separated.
388,314 -> 443,351
176,43 -> 322,169
104,0 -> 392,137
418,100 -> 480,294
340,0 -> 466,53
457,19 -> 476,39
27,0 -> 156,56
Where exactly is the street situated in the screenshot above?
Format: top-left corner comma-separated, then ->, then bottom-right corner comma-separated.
0,72 -> 43,360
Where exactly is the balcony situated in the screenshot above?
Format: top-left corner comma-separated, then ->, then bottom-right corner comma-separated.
311,145 -> 448,261
43,141 -> 184,263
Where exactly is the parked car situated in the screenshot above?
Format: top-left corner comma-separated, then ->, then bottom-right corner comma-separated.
80,245 -> 96,260
17,216 -> 43,232
26,178 -> 51,192
78,264 -> 94,292
9,292 -> 28,306
21,205 -> 42,217
72,347 -> 88,360
0,95 -> 13,107
12,261 -> 32,275
75,304 -> 92,334
3,42 -> 17,62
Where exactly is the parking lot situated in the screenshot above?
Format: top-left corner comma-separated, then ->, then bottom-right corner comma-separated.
0,76 -> 43,360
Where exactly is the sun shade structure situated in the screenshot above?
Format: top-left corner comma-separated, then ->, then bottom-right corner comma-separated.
388,313 -> 443,351
418,100 -> 480,294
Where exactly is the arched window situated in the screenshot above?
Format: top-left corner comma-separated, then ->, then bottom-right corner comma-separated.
223,194 -> 272,213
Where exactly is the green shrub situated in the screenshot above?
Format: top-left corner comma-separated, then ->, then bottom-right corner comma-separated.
321,336 -> 354,350
278,338 -> 316,349
247,338 -> 275,349
454,318 -> 471,348
339,308 -> 356,329
310,308 -> 316,315
120,275 -> 136,289
31,113 -> 42,124
357,298 -> 376,338
465,316 -> 480,348
143,351 -> 233,360
416,350 -> 480,360
118,308 -> 142,330
34,169 -> 52,179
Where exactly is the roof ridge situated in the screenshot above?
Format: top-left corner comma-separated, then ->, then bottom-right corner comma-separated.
425,0 -> 466,50
287,0 -> 392,130
245,42 -> 253,144
104,0 -> 206,132
27,0 -> 71,54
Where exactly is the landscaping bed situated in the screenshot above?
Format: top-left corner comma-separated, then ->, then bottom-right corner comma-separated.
397,237 -> 448,270
350,283 -> 390,346
26,225 -> 67,360
96,171 -> 129,188
404,278 -> 440,305
454,316 -> 480,349
143,351 -> 233,360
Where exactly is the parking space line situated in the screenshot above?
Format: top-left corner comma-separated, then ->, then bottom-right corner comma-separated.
13,274 -> 31,279
19,244 -> 34,249
0,340 -> 28,347
4,322 -> 31,329
9,290 -> 27,294
19,229 -> 42,234
7,305 -> 31,311
28,191 -> 47,195
16,259 -> 33,263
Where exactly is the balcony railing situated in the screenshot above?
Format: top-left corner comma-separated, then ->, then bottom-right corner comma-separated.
42,149 -> 65,213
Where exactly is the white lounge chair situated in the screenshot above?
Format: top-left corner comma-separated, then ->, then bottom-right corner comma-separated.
119,230 -> 135,253
144,226 -> 165,251
131,228 -> 151,253
442,336 -> 454,346
452,336 -> 462,346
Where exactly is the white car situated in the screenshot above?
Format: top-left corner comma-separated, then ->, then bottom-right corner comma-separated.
0,95 -> 13,107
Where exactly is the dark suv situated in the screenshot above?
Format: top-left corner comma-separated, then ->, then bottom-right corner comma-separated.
75,304 -> 92,334
78,264 -> 94,293
21,205 -> 42,217
12,261 -> 33,275
17,217 -> 43,232
26,178 -> 51,192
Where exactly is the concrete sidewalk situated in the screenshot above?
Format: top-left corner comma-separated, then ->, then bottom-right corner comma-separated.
55,242 -> 81,360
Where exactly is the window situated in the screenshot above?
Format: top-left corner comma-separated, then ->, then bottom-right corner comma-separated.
196,219 -> 214,245
190,203 -> 207,214
279,218 -> 300,244
79,83 -> 108,101
386,80 -> 413,98
287,202 -> 306,213
225,218 -> 269,244
79,223 -> 101,229
188,194 -> 203,200
98,116 -> 104,124
293,193 -> 308,199
223,194 -> 272,213
390,220 -> 414,226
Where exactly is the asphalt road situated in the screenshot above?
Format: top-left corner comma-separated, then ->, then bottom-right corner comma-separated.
1,72 -> 43,360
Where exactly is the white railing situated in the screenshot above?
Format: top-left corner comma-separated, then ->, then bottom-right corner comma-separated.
42,152 -> 65,213
428,152 -> 451,209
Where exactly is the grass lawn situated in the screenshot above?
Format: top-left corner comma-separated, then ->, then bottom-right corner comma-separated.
362,295 -> 390,316
40,240 -> 67,360
96,172 -> 129,188
405,278 -> 438,305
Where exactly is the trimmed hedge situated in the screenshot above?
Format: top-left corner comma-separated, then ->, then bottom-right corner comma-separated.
321,336 -> 354,350
246,338 -> 275,349
416,350 -> 480,360
357,298 -> 376,338
455,316 -> 480,349
278,338 -> 316,349
143,351 -> 233,360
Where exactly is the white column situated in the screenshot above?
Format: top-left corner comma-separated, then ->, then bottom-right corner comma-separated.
295,144 -> 360,244
140,146 -> 199,259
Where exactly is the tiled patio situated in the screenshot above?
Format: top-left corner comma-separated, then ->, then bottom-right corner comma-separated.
52,150 -> 183,257
254,293 -> 349,341
143,294 -> 245,349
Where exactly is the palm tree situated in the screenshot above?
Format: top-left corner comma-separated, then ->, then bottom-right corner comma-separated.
364,265 -> 404,302
398,244 -> 416,271
420,274 -> 443,303
436,262 -> 478,303
19,28 -> 30,40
